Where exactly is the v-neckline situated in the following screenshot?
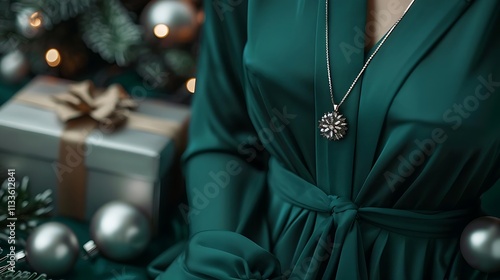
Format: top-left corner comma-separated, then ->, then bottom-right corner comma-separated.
362,1 -> 407,63
313,0 -> 472,197
362,0 -> 409,61
354,0 -> 473,195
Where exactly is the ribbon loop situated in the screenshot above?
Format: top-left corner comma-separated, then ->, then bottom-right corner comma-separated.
51,80 -> 138,130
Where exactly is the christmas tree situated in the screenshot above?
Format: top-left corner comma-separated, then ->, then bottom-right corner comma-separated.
0,0 -> 200,95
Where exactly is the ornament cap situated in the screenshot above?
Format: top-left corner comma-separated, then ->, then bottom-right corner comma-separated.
82,240 -> 99,260
15,251 -> 26,263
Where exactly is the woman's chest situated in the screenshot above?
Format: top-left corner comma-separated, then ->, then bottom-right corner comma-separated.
243,0 -> 500,148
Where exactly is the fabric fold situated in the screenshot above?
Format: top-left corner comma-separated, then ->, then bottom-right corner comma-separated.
155,231 -> 281,280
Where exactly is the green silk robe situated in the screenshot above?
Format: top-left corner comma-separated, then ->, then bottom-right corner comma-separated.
149,0 -> 500,279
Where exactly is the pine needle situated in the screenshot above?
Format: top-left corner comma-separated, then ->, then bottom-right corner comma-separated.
0,270 -> 49,280
0,177 -> 53,245
79,0 -> 142,66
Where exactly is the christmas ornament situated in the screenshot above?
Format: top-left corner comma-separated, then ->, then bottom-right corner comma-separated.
460,216 -> 500,273
25,222 -> 79,276
140,0 -> 198,45
87,201 -> 151,261
16,8 -> 44,38
0,50 -> 30,83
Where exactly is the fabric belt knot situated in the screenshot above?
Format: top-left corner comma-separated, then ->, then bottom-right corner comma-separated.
267,157 -> 480,280
328,195 -> 359,229
328,195 -> 358,215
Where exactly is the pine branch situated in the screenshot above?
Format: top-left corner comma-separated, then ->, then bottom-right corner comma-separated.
0,270 -> 49,280
79,0 -> 142,66
0,177 -> 53,245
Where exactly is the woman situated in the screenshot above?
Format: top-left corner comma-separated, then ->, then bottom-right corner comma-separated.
150,0 -> 500,279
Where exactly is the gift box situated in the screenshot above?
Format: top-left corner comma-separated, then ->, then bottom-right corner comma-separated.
0,76 -> 190,233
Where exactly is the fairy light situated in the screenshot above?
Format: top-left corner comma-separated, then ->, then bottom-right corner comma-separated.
29,11 -> 42,27
186,78 -> 196,93
153,24 -> 169,38
45,48 -> 61,67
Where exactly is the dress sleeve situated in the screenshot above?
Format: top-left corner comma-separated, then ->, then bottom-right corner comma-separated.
181,0 -> 269,235
150,1 -> 282,279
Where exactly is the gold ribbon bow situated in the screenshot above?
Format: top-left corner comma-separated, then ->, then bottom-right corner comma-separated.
52,80 -> 138,129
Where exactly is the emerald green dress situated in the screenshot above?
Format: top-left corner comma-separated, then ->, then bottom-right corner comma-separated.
149,0 -> 500,279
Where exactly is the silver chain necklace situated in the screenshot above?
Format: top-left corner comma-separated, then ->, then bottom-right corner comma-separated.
318,0 -> 416,141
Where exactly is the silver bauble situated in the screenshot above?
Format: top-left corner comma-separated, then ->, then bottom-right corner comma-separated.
90,201 -> 151,261
0,50 -> 29,83
140,0 -> 197,45
16,8 -> 44,38
460,216 -> 500,273
25,222 -> 79,277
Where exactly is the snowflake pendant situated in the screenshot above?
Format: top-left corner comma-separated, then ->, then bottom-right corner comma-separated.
318,110 -> 348,141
